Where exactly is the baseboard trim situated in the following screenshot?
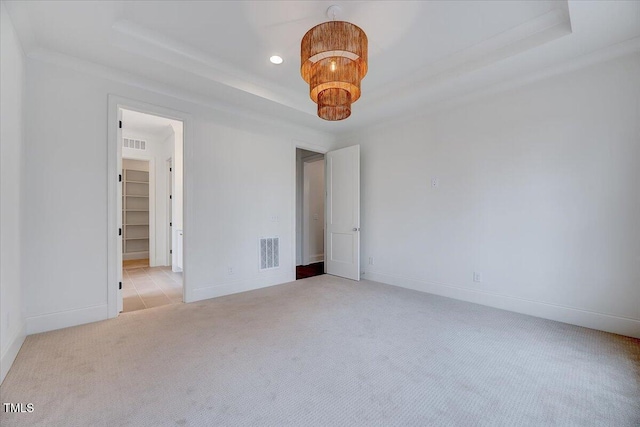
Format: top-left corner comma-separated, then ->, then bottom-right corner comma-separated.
191,273 -> 295,302
310,254 -> 324,263
1,323 -> 26,385
26,304 -> 109,335
365,271 -> 640,339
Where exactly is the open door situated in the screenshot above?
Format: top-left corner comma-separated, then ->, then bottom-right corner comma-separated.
325,145 -> 360,281
117,108 -> 123,312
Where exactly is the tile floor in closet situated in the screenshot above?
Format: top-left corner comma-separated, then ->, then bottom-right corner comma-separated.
122,259 -> 183,312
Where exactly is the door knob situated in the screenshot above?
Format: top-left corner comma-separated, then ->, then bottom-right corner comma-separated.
352,227 -> 360,231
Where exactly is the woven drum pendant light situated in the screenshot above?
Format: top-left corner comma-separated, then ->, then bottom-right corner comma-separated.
301,6 -> 368,121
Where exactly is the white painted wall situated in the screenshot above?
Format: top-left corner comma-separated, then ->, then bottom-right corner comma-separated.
0,3 -> 26,383
22,56 -> 335,334
303,159 -> 324,264
337,52 -> 640,338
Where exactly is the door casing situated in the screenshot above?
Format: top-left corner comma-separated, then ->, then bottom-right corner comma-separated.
107,95 -> 191,317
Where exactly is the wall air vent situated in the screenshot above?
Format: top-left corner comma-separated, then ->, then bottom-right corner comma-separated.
123,138 -> 146,151
259,237 -> 280,270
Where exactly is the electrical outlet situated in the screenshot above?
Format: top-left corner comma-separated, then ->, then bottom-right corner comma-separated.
368,256 -> 374,265
228,267 -> 234,275
431,177 -> 440,188
473,271 -> 483,283
270,215 -> 279,222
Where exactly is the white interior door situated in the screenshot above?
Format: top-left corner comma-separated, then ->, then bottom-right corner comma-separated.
117,108 -> 123,312
325,145 -> 360,281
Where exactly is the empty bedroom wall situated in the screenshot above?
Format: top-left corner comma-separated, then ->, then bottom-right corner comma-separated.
21,55 -> 335,334
338,52 -> 640,337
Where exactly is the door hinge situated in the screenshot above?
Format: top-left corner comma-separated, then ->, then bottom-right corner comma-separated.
169,195 -> 172,199
118,174 -> 122,182
170,249 -> 173,254
170,167 -> 172,172
119,228 -> 122,236
119,120 -> 122,129
118,281 -> 122,290
169,222 -> 172,227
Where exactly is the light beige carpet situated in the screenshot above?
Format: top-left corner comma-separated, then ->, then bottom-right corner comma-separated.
1,275 -> 639,426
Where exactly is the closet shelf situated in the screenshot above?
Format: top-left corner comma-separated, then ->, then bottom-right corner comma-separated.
123,166 -> 150,259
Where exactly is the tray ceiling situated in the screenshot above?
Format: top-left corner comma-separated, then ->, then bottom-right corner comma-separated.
5,1 -> 640,134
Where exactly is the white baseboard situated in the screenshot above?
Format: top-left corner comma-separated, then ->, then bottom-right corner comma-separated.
1,323 -> 26,385
26,304 -> 109,335
365,271 -> 640,339
310,254 -> 324,263
191,272 -> 295,302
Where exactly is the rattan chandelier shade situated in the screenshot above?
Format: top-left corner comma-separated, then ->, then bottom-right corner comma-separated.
301,21 -> 368,121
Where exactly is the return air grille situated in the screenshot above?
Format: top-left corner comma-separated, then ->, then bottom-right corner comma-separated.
259,237 -> 279,270
123,138 -> 146,150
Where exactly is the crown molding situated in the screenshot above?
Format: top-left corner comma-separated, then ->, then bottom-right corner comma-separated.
110,20 -> 313,116
2,0 -> 36,55
26,47 -> 335,142
364,7 -> 572,108
339,36 -> 640,141
19,18 -> 640,142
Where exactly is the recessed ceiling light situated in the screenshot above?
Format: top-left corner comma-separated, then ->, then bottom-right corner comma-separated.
270,55 -> 283,65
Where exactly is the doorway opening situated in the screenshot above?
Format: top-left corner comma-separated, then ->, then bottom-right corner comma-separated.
119,108 -> 184,312
296,148 -> 325,280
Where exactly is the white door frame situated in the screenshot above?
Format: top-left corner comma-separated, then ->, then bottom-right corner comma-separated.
166,157 -> 173,267
292,142 -> 327,277
107,95 -> 192,318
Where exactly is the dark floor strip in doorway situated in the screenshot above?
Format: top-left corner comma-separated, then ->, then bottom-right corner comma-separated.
296,262 -> 324,280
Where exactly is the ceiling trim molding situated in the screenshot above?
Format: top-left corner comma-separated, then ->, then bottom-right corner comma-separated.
365,7 -> 572,108
19,31 -> 640,141
339,35 -> 640,141
3,0 -> 37,54
26,47 -> 335,142
111,20 -> 313,116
